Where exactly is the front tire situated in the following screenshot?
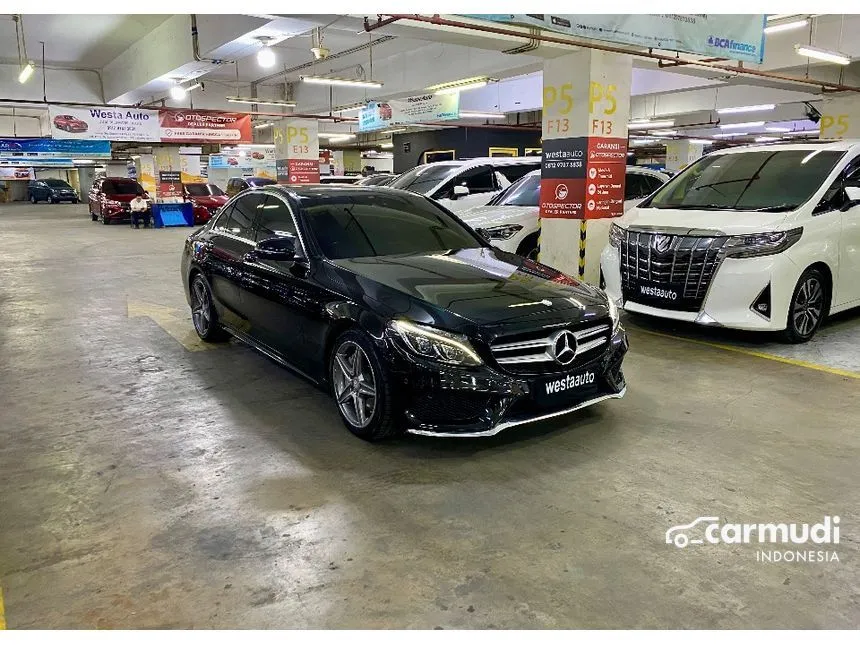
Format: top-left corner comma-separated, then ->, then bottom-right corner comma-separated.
189,274 -> 230,342
781,268 -> 828,343
329,330 -> 400,441
30,195 -> 37,204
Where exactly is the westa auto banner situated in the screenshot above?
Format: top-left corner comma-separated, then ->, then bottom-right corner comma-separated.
159,109 -> 252,143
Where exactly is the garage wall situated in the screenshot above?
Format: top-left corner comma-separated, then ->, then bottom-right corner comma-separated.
392,127 -> 541,172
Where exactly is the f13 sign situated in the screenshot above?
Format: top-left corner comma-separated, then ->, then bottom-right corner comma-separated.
359,94 -> 459,132
470,14 -> 766,64
49,106 -> 160,142
159,110 -> 252,143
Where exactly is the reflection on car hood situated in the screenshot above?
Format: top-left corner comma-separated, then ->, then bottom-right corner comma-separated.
328,246 -> 608,332
459,204 -> 539,229
189,195 -> 228,207
619,206 -> 791,236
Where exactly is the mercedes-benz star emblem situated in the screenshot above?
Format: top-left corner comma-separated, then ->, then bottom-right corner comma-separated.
550,330 -> 578,366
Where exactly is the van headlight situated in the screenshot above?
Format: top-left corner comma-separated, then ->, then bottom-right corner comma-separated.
481,224 -> 524,240
389,320 -> 483,366
724,227 -> 803,259
608,222 -> 626,248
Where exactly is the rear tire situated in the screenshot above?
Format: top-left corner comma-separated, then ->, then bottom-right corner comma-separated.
781,268 -> 828,343
30,195 -> 37,204
329,329 -> 401,441
189,274 -> 230,342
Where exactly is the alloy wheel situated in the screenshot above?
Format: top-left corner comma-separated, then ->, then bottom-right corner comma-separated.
792,276 -> 824,337
191,278 -> 212,336
332,341 -> 377,428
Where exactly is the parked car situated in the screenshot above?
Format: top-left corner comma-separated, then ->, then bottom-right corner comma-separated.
28,178 -> 79,203
184,182 -> 228,225
319,175 -> 362,185
356,174 -> 397,187
601,140 -> 860,343
389,156 -> 541,213
460,167 -> 670,260
225,176 -> 276,197
52,114 -> 89,133
182,185 -> 627,440
88,177 -> 149,224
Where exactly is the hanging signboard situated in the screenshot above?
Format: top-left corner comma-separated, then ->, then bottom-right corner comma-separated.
49,106 -> 160,142
274,120 -> 320,184
468,14 -> 766,64
159,110 -> 252,143
358,94 -> 460,132
157,170 -> 183,201
0,138 -> 112,158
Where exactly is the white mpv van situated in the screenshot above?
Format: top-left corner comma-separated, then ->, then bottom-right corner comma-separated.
600,141 -> 860,342
389,156 -> 540,213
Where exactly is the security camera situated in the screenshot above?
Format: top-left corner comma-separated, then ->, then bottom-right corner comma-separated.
805,102 -> 821,124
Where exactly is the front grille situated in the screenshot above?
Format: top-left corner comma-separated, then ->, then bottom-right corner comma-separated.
489,320 -> 612,375
619,230 -> 730,312
408,392 -> 491,424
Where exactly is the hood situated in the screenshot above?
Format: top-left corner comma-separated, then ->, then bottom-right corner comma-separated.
106,193 -> 142,203
328,246 -> 609,334
619,205 -> 790,236
459,204 -> 539,229
190,195 -> 228,207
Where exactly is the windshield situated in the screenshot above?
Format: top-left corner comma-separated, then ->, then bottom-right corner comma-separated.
248,178 -> 276,187
300,191 -> 483,260
208,184 -> 225,196
102,180 -> 144,195
185,184 -> 211,196
389,163 -> 460,195
43,179 -> 72,188
643,149 -> 845,212
487,172 -> 540,206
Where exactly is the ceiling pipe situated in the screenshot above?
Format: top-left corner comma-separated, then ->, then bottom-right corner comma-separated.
365,14 -> 860,94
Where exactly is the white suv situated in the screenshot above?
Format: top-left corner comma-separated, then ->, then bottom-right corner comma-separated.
389,156 -> 540,213
459,167 -> 669,259
600,140 -> 860,342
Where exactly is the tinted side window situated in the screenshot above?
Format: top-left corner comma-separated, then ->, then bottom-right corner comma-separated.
643,175 -> 665,193
497,163 -> 540,183
213,202 -> 236,230
624,174 -> 647,200
255,195 -> 298,242
459,166 -> 496,193
223,193 -> 264,239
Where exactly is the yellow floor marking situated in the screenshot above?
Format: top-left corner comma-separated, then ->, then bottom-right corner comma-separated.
636,328 -> 860,380
1,585 -> 6,629
127,300 -> 220,352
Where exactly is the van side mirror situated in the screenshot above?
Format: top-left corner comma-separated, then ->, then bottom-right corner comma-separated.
842,186 -> 860,211
452,185 -> 470,199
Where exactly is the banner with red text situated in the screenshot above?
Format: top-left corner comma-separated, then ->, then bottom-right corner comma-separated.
159,109 -> 252,143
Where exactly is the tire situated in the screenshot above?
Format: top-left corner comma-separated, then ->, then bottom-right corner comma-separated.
329,329 -> 401,441
73,198 -> 79,204
91,211 -> 98,221
51,198 -> 58,204
781,268 -> 828,343
30,195 -> 37,204
189,273 -> 230,342
515,233 -> 540,261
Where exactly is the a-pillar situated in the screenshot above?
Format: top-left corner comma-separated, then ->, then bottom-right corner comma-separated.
665,140 -> 704,173
539,49 -> 632,284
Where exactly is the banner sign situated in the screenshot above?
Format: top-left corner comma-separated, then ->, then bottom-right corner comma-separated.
469,14 -> 766,63
49,107 -> 252,143
159,110 -> 252,143
1,157 -> 74,167
274,120 -> 320,185
0,138 -> 111,158
0,167 -> 34,180
358,94 -> 460,132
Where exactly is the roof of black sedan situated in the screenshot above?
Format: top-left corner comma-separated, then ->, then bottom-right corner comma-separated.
259,184 -> 407,200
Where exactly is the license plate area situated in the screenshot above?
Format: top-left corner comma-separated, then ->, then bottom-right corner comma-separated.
534,369 -> 600,408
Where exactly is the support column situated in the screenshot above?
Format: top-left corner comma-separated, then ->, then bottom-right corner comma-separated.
820,98 -> 860,139
665,140 -> 704,173
539,50 -> 632,284
274,119 -> 320,185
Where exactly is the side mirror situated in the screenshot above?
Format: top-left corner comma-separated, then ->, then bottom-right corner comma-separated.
254,235 -> 297,261
452,185 -> 470,199
842,185 -> 860,210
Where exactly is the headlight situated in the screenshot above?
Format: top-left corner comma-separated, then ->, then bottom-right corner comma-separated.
606,296 -> 621,333
608,222 -> 626,248
481,224 -> 524,240
389,320 -> 483,367
724,227 -> 802,259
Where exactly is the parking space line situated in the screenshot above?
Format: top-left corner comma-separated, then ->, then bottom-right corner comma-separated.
636,328 -> 860,380
1,585 -> 6,629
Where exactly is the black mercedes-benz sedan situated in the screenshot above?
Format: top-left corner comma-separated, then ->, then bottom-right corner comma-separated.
181,185 -> 628,440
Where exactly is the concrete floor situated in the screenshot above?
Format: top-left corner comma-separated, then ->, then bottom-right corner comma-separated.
1,203 -> 859,629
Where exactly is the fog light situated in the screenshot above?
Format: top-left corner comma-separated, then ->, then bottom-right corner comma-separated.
751,283 -> 771,320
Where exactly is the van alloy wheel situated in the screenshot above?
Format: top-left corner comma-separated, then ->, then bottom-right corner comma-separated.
792,275 -> 824,338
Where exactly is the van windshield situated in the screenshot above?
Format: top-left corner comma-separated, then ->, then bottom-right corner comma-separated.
389,163 -> 461,195
642,149 -> 845,212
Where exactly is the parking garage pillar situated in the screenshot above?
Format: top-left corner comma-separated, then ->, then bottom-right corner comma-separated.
665,140 -> 704,173
539,50 -> 632,284
274,119 -> 320,185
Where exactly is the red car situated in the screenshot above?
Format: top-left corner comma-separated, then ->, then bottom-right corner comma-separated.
184,183 -> 228,224
88,177 -> 149,224
53,114 -> 89,133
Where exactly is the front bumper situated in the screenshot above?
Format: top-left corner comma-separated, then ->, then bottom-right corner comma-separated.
390,328 -> 628,437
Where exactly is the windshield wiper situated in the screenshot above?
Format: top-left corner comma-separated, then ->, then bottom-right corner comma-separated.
691,177 -> 758,194
652,203 -> 726,210
749,204 -> 798,212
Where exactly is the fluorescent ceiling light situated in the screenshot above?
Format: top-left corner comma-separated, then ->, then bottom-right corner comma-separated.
795,44 -> 851,65
650,129 -> 678,136
713,132 -> 749,138
226,96 -> 296,107
459,111 -> 506,119
719,121 -> 765,129
764,19 -> 808,34
381,143 -> 393,149
384,128 -> 406,134
334,103 -> 366,113
717,104 -> 775,114
254,122 -> 274,130
754,136 -> 780,142
301,75 -> 383,88
688,139 -> 713,145
630,138 -> 658,145
767,14 -> 798,21
318,133 -> 356,140
427,76 -> 495,95
628,119 -> 674,129
18,61 -> 35,84
766,126 -> 791,132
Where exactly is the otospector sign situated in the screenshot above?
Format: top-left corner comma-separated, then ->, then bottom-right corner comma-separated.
540,52 -> 630,220
274,119 -> 320,185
